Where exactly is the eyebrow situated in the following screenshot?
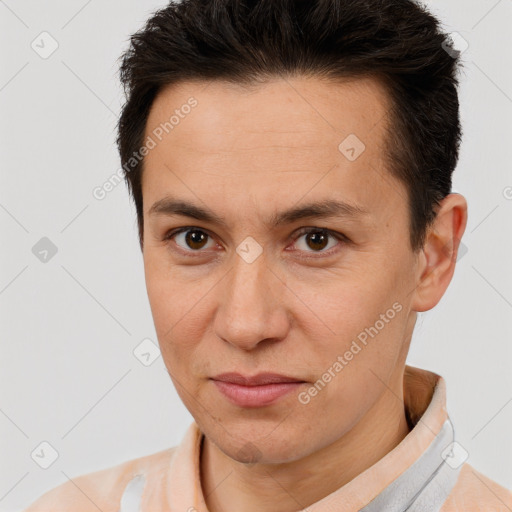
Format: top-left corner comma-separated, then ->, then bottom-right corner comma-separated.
148,197 -> 370,228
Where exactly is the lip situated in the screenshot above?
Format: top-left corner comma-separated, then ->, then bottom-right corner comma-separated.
213,372 -> 305,386
211,372 -> 306,408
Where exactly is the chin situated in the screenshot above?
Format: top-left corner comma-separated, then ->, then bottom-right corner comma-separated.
205,421 -> 316,465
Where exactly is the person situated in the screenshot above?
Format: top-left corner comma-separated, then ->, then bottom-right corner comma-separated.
24,0 -> 512,510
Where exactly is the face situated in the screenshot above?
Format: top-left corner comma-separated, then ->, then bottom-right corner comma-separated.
141,76 -> 422,464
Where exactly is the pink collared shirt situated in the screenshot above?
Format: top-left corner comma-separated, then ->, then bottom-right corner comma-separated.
24,365 -> 512,511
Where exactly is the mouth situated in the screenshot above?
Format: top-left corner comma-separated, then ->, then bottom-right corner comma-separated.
211,372 -> 307,408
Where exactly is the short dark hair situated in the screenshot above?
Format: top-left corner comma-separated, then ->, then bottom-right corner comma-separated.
117,0 -> 463,251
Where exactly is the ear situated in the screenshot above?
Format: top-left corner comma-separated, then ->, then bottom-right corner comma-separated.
411,193 -> 468,313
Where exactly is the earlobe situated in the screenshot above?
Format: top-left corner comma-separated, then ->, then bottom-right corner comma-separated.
411,193 -> 468,313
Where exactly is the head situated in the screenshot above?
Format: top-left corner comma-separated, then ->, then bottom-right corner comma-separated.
116,0 -> 467,464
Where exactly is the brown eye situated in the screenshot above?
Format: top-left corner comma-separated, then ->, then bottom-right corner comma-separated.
165,228 -> 215,252
304,231 -> 329,251
183,229 -> 209,250
292,228 -> 347,256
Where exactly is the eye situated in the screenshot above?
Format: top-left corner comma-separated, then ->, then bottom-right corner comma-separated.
164,227 -> 216,254
290,227 -> 348,257
163,226 -> 349,258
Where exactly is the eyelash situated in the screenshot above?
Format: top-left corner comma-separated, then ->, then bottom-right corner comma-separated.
162,226 -> 349,259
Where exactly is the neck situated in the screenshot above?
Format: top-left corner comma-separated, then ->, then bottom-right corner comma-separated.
200,369 -> 411,512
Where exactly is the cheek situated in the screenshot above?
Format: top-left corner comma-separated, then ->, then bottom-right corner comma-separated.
143,255 -> 213,370
294,267 -> 400,341
144,251 -> 196,331
293,267 -> 408,392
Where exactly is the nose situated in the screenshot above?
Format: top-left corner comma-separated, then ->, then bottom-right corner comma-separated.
213,247 -> 290,351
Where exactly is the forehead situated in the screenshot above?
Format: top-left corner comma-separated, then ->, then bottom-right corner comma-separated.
141,76 -> 404,227
145,75 -> 390,151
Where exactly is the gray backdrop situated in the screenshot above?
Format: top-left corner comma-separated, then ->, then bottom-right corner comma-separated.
1,1 -> 511,510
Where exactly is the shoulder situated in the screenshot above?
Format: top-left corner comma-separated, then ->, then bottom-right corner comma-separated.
22,446 -> 177,512
440,463 -> 512,511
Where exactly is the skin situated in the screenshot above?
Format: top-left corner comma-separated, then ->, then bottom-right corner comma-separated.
141,76 -> 467,512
